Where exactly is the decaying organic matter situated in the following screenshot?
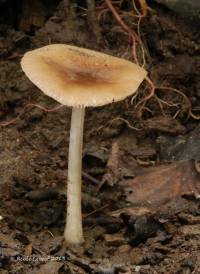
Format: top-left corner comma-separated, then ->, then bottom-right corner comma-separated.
0,0 -> 200,273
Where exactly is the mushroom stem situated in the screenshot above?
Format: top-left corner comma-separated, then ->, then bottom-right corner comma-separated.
64,106 -> 85,245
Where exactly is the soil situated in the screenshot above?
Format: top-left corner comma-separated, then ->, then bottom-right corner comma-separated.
0,1 -> 200,273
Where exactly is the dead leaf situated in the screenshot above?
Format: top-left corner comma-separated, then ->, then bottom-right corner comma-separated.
179,225 -> 200,236
110,207 -> 152,218
34,261 -> 63,274
178,212 -> 200,225
195,160 -> 200,173
24,243 -> 32,256
100,139 -> 138,188
0,233 -> 20,258
179,124 -> 200,161
144,115 -> 186,135
104,233 -> 127,246
101,140 -> 121,186
0,233 -> 20,249
123,161 -> 200,207
130,147 -> 156,158
157,124 -> 200,162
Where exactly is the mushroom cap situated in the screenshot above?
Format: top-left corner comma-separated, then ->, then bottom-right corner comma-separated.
21,44 -> 147,107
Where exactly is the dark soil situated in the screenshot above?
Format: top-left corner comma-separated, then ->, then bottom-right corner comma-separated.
0,1 -> 200,273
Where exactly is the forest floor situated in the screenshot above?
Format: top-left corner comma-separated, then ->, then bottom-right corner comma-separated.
0,1 -> 200,273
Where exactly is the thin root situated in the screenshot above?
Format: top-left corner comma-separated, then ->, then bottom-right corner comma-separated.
0,103 -> 64,127
105,0 -> 198,120
110,117 -> 141,131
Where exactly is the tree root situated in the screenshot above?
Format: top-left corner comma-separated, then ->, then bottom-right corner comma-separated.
0,103 -> 64,127
103,0 -> 199,120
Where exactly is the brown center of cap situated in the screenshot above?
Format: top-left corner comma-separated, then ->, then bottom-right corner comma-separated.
21,44 -> 147,107
43,58 -> 113,87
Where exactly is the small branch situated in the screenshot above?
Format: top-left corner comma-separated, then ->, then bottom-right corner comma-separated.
82,171 -> 101,185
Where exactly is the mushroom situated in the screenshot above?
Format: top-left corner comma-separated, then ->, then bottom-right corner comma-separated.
21,44 -> 147,245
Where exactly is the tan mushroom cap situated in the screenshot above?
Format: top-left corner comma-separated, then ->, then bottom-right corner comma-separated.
21,44 -> 147,107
